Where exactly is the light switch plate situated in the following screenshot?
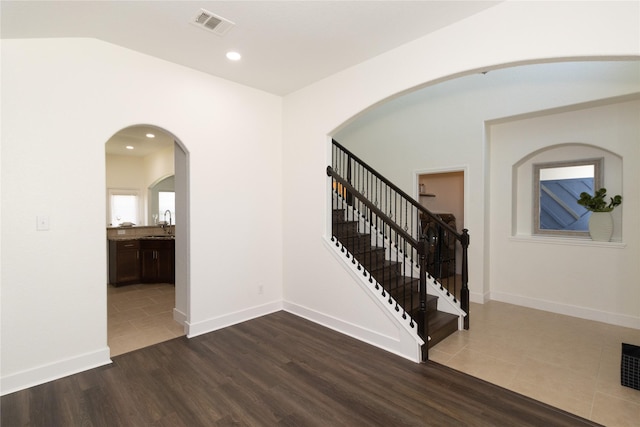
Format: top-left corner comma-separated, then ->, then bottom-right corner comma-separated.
36,215 -> 49,231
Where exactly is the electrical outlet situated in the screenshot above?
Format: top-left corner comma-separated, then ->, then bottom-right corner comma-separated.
258,285 -> 264,295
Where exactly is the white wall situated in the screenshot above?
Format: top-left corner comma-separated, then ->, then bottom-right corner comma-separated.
489,99 -> 640,326
106,154 -> 146,189
282,0 -> 640,360
144,146 -> 174,191
1,38 -> 283,394
334,62 -> 640,305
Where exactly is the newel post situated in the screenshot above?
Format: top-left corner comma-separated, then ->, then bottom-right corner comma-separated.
460,229 -> 470,330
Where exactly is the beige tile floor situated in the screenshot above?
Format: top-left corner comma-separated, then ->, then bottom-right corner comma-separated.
431,301 -> 640,426
107,283 -> 185,357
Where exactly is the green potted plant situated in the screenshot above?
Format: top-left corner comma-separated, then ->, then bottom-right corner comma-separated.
577,188 -> 622,212
577,188 -> 622,241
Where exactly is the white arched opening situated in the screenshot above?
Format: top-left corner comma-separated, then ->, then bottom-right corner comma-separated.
105,124 -> 190,356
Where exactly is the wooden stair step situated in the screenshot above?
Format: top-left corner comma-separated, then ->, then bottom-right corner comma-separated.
369,261 -> 401,282
369,260 -> 401,272
332,221 -> 359,237
351,246 -> 385,259
384,284 -> 436,311
333,229 -> 460,350
427,310 -> 458,348
332,209 -> 346,222
339,233 -> 373,252
358,252 -> 389,271
393,292 -> 438,315
381,275 -> 419,293
426,294 -> 439,311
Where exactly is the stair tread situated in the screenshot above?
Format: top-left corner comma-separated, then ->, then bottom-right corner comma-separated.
332,219 -> 358,225
427,311 -> 459,348
387,287 -> 438,311
333,231 -> 460,349
338,231 -> 370,239
351,245 -> 385,254
333,221 -> 359,236
369,260 -> 400,271
428,310 -> 458,327
381,277 -> 419,293
337,234 -> 371,247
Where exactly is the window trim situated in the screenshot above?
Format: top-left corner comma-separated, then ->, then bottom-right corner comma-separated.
532,157 -> 603,237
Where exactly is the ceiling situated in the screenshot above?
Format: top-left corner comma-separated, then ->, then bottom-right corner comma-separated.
0,1 -> 501,96
105,125 -> 175,157
3,1 -> 502,157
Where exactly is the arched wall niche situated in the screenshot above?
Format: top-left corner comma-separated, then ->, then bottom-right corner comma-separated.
512,143 -> 623,238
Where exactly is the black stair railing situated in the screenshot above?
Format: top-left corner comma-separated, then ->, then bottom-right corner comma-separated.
327,139 -> 470,359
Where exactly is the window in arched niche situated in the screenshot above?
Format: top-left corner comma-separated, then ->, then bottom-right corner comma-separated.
514,144 -> 622,240
533,158 -> 602,237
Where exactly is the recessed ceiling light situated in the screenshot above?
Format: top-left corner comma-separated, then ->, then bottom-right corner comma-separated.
126,145 -> 134,150
226,51 -> 241,61
146,133 -> 155,138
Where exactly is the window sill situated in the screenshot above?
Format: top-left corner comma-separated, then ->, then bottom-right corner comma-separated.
510,235 -> 626,248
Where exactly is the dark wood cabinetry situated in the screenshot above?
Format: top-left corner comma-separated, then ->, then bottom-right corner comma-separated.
140,240 -> 175,284
109,240 -> 141,286
109,238 -> 174,286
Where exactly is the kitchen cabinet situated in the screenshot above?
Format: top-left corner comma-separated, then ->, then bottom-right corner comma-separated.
108,238 -> 175,286
140,239 -> 175,284
108,240 -> 141,286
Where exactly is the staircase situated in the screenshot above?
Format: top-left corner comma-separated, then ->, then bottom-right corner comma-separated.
332,208 -> 458,349
328,139 -> 470,360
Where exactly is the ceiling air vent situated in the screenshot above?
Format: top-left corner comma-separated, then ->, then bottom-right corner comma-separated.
191,9 -> 235,37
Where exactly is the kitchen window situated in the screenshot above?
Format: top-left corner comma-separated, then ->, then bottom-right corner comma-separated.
158,191 -> 175,225
109,189 -> 140,226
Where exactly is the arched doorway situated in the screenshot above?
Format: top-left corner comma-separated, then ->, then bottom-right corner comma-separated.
105,125 -> 189,356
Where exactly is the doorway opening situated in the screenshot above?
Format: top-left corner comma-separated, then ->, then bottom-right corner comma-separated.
417,169 -> 465,275
105,125 -> 189,357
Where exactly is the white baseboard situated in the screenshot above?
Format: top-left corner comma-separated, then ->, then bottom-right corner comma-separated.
283,301 -> 422,363
185,301 -> 283,338
1,347 -> 111,396
470,290 -> 489,304
173,308 -> 187,325
490,291 -> 640,329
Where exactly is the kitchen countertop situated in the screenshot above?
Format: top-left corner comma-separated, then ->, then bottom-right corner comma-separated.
108,235 -> 175,241
107,225 -> 175,241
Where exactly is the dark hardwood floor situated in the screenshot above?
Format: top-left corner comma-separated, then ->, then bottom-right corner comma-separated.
1,311 -> 602,426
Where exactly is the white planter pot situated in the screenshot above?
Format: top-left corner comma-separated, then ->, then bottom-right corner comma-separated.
588,211 -> 613,242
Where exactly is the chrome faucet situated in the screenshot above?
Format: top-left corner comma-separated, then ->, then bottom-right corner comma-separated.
163,210 -> 172,234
